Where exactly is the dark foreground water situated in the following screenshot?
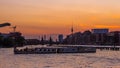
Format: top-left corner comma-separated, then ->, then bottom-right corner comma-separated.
0,47 -> 120,68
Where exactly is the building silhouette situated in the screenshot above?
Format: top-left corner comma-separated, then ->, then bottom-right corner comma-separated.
92,29 -> 109,45
58,34 -> 63,44
63,28 -> 120,46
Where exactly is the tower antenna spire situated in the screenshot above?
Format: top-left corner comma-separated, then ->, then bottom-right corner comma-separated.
71,22 -> 74,34
71,21 -> 74,45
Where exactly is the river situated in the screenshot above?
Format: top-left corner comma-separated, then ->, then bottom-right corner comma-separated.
0,46 -> 120,68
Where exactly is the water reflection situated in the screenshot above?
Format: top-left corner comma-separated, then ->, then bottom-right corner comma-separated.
0,48 -> 120,68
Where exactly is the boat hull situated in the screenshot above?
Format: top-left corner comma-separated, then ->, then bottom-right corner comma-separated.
14,46 -> 96,54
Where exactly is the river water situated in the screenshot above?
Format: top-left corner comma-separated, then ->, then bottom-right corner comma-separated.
0,47 -> 120,68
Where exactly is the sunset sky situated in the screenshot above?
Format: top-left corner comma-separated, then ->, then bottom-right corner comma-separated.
0,0 -> 120,36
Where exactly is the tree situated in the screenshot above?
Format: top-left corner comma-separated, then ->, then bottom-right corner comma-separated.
14,36 -> 25,46
2,37 -> 14,47
0,36 -> 4,47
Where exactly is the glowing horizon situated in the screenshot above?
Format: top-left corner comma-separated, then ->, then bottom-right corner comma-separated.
0,0 -> 120,35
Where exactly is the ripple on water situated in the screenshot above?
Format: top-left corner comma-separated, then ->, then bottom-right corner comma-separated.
0,48 -> 120,68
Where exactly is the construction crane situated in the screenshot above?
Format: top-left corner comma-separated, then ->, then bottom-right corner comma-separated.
11,26 -> 17,32
0,23 -> 17,32
0,23 -> 11,27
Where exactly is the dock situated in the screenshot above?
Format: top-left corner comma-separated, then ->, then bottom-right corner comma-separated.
63,45 -> 120,51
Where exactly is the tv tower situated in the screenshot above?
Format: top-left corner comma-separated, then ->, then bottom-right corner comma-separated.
71,22 -> 74,35
71,22 -> 74,45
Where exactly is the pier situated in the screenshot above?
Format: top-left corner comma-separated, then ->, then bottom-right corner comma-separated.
64,45 -> 120,51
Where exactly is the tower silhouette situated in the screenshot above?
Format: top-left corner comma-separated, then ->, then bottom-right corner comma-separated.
71,22 -> 74,45
71,22 -> 74,34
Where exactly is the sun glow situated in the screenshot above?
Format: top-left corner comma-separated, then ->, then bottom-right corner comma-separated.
0,0 -> 120,35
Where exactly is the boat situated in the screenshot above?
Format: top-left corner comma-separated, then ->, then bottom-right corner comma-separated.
14,45 -> 96,54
